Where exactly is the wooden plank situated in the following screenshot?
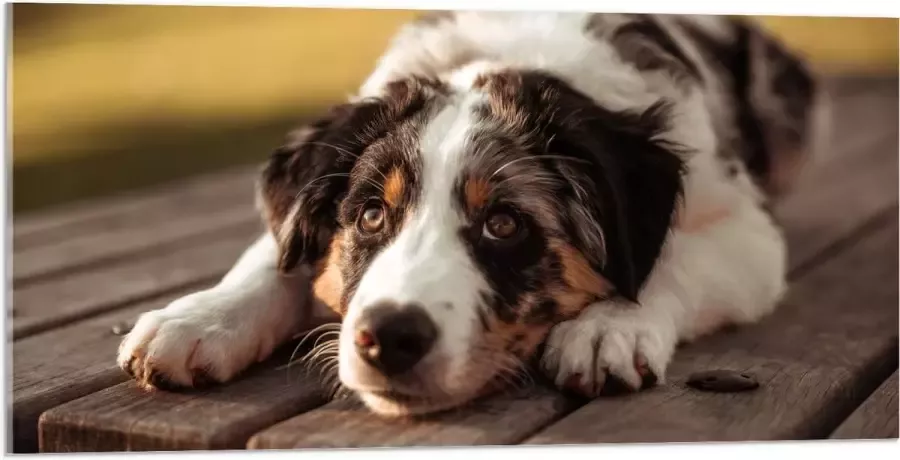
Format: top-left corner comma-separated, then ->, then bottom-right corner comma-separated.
523,215 -> 899,444
12,224 -> 261,339
831,371 -> 899,440
13,202 -> 259,286
12,289 -> 323,453
248,386 -> 577,449
776,84 -> 899,271
13,291 -> 194,453
38,355 -> 328,452
12,225 -> 260,451
13,165 -> 258,250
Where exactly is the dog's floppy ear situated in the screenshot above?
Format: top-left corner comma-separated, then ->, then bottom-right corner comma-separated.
257,79 -> 436,272
530,76 -> 687,303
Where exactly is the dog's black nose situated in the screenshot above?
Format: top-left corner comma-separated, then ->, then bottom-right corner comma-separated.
354,301 -> 438,376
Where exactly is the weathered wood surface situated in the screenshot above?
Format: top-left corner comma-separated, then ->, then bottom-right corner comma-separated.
13,291 -> 195,453
830,371 -> 899,440
13,167 -> 260,287
10,75 -> 898,453
248,385 -> 577,449
14,205 -> 260,287
12,225 -> 260,339
38,359 -> 328,452
13,165 -> 257,249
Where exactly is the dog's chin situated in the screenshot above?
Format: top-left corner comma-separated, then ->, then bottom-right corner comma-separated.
346,375 -> 506,418
354,388 -> 479,418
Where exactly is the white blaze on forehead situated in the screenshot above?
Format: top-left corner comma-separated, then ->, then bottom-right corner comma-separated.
342,91 -> 491,386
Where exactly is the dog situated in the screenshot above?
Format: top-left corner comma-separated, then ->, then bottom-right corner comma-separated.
117,11 -> 827,417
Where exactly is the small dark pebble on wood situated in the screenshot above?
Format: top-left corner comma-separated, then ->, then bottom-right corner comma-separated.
111,322 -> 133,336
686,370 -> 759,393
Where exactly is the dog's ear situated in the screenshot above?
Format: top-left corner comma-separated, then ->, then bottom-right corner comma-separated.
531,77 -> 687,303
257,79 -> 436,273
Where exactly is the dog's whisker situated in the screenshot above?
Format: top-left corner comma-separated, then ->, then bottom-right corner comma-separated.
292,140 -> 362,160
489,154 -> 592,179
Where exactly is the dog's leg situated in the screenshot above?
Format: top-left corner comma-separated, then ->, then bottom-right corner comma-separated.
540,199 -> 787,395
117,232 -> 318,389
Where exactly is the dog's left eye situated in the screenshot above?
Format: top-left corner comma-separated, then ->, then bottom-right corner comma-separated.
482,212 -> 519,240
359,201 -> 386,234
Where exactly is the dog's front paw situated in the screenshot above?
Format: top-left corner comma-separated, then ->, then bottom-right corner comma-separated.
540,302 -> 677,398
116,292 -> 268,391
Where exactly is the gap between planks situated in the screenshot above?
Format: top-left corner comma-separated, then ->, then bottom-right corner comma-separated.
12,224 -> 263,339
13,164 -> 258,247
830,370 -> 899,440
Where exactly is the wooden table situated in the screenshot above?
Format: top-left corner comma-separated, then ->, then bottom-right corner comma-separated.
11,75 -> 899,453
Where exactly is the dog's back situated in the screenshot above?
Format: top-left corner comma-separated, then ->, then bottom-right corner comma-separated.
359,11 -> 827,201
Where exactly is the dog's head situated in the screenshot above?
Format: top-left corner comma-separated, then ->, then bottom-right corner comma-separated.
257,67 -> 686,416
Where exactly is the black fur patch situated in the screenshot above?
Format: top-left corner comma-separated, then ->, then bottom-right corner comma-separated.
468,70 -> 687,304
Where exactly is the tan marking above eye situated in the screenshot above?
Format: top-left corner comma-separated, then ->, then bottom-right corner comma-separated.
465,177 -> 491,213
383,167 -> 405,208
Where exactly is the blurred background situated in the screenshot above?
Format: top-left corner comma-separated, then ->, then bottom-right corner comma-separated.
9,4 -> 899,215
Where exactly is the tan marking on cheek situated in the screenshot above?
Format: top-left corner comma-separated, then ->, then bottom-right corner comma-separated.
312,233 -> 345,316
383,167 -> 405,208
556,242 -> 611,298
540,240 -> 613,320
508,327 -> 549,358
465,177 -> 491,213
551,289 -> 594,319
480,310 -> 553,361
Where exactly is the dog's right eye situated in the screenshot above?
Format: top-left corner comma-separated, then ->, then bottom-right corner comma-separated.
359,201 -> 386,234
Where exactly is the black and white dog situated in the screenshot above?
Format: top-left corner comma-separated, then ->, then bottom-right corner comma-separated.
118,11 -> 827,417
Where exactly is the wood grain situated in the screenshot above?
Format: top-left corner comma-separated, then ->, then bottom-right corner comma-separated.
13,291 -> 195,453
13,165 -> 256,249
524,216 -> 899,444
13,202 -> 259,286
776,85 -> 899,272
831,371 -> 899,439
248,386 -> 577,449
38,355 -> 328,452
12,224 -> 260,339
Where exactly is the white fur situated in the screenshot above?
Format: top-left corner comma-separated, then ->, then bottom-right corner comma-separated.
338,93 -> 494,415
117,233 -> 332,386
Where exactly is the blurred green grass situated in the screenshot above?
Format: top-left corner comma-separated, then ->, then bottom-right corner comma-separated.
9,5 -> 898,215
